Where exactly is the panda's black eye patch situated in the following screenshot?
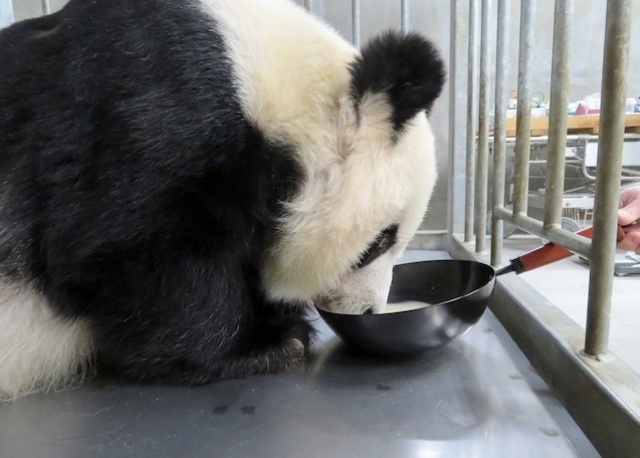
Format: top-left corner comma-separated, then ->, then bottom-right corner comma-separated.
355,224 -> 399,269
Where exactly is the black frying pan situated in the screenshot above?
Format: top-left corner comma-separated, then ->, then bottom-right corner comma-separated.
317,223 -> 634,356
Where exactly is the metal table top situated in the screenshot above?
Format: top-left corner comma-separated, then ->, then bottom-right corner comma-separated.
0,254 -> 599,458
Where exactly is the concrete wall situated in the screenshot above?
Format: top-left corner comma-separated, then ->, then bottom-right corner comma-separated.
8,0 -> 640,230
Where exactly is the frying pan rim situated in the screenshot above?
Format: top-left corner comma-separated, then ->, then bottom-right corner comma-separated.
316,259 -> 496,317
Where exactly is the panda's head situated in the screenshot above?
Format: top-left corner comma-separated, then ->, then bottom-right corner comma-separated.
253,28 -> 445,314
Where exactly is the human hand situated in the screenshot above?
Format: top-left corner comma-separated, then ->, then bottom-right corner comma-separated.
618,186 -> 640,253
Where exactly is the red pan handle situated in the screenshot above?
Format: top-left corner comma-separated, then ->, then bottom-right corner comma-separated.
498,224 -> 626,275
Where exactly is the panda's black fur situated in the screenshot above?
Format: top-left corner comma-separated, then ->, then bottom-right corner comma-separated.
0,0 -> 445,394
0,0 -> 310,385
351,31 -> 445,133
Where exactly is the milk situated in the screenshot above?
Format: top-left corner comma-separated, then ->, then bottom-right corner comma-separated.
378,300 -> 430,314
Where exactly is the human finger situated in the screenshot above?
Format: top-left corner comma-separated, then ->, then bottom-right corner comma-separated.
617,231 -> 640,253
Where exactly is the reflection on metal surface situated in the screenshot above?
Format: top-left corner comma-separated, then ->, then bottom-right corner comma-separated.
0,309 -> 599,457
0,251 -> 599,457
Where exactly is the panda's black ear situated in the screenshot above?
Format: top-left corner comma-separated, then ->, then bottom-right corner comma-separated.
349,31 -> 446,132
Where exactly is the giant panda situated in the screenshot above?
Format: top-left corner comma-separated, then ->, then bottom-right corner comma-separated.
0,0 -> 445,400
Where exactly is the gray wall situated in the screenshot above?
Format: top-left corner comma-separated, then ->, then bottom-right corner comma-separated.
0,0 -> 13,28
8,0 -> 640,230
11,0 -> 66,20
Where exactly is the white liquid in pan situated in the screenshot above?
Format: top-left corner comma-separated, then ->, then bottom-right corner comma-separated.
378,300 -> 431,314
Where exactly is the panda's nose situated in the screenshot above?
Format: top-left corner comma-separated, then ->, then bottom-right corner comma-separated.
363,307 -> 374,315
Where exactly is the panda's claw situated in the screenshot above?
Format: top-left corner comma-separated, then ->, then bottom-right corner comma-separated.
284,338 -> 306,362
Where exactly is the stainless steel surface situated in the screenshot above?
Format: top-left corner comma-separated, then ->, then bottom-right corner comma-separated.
490,0 -> 510,266
615,252 -> 640,275
512,0 -> 536,216
465,0 -> 480,242
351,0 -> 360,48
0,251 -> 599,458
543,0 -> 574,229
447,0 -> 469,239
494,207 -> 591,257
451,236 -> 640,458
585,0 -> 632,357
474,0 -> 490,253
317,260 -> 495,355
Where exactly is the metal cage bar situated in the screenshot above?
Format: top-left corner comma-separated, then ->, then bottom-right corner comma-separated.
464,0 -> 480,242
512,0 -> 536,216
543,0 -> 574,229
584,0 -> 632,357
475,0 -> 491,253
447,0 -> 470,238
451,0 -> 640,453
494,207 -> 592,255
352,0 -> 361,48
401,0 -> 409,34
490,0 -> 510,265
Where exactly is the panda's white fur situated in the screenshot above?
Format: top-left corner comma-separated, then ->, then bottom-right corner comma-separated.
0,0 -> 444,400
0,281 -> 93,400
201,0 -> 438,312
